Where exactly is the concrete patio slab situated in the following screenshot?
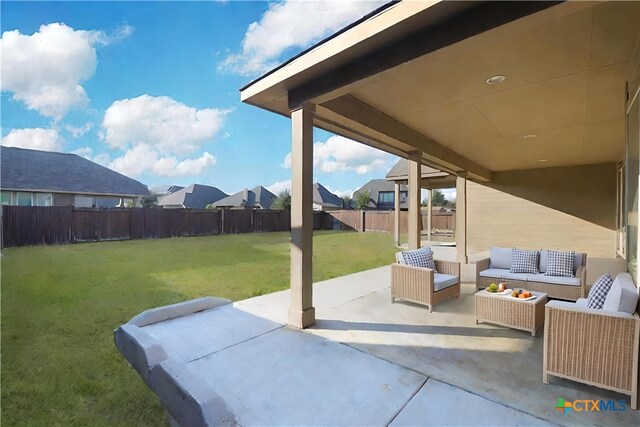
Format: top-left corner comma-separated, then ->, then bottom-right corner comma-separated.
235,265 -> 392,324
239,267 -> 640,426
142,303 -> 282,364
391,378 -> 552,426
180,326 -> 427,426
117,267 -> 639,426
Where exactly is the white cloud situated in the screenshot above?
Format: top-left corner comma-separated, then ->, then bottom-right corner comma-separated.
70,146 -> 110,166
0,23 -> 132,120
70,146 -> 93,157
282,135 -> 395,175
219,0 -> 387,75
101,94 -> 226,178
325,185 -> 353,198
64,122 -> 92,138
108,143 -> 216,178
1,127 -> 64,152
92,153 -> 110,167
102,95 -> 229,155
267,179 -> 292,195
442,188 -> 457,202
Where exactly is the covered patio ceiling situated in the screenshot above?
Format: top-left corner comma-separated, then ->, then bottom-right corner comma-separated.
241,0 -> 640,181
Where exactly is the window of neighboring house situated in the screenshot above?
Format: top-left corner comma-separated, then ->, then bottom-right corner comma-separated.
35,193 -> 53,206
377,191 -> 395,209
74,195 -> 94,208
16,192 -> 33,206
399,191 -> 408,204
1,191 -> 13,205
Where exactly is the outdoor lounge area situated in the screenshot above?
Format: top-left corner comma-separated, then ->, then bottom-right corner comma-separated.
116,263 -> 639,426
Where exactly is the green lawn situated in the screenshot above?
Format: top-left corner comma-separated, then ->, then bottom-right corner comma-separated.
1,231 -> 398,426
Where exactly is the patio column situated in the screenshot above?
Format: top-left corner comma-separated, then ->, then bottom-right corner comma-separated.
289,103 -> 315,329
427,189 -> 432,242
456,176 -> 468,263
408,152 -> 421,249
394,182 -> 401,246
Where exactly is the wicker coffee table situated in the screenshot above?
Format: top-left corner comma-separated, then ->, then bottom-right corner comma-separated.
475,290 -> 547,336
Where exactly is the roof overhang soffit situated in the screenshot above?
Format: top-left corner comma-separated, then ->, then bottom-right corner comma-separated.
318,95 -> 492,182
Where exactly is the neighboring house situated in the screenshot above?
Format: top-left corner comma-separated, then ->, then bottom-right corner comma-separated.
210,185 -> 276,209
149,184 -> 184,195
313,183 -> 342,211
157,184 -> 227,209
385,159 -> 456,189
352,179 -> 408,210
0,146 -> 149,208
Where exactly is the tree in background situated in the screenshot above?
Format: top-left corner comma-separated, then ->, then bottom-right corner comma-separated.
140,195 -> 157,208
353,190 -> 371,210
341,195 -> 352,209
271,190 -> 291,210
431,189 -> 447,206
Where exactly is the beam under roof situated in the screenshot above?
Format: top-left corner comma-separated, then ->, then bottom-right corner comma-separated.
321,95 -> 492,182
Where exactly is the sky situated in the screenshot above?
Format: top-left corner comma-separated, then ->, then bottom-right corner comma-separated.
1,0 -> 455,201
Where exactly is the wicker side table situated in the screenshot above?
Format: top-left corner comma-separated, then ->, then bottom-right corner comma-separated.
475,290 -> 547,336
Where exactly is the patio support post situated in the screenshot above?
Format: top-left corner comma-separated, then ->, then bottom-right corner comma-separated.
456,176 -> 468,263
427,189 -> 432,242
408,151 -> 421,249
289,103 -> 316,329
394,182 -> 401,246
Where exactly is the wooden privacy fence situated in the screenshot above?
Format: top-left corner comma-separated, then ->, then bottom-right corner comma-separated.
326,209 -> 455,233
1,206 -> 331,248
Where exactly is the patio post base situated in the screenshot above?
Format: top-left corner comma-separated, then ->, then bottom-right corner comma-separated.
289,306 -> 316,329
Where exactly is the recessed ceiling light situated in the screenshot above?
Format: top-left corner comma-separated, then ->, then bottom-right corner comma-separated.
522,134 -> 537,139
538,159 -> 548,162
486,75 -> 506,85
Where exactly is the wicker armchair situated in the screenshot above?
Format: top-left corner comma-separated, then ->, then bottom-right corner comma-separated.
543,301 -> 640,409
391,255 -> 461,313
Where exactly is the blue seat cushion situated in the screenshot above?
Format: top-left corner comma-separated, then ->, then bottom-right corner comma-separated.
478,268 -> 528,282
526,273 -> 581,287
434,273 -> 459,291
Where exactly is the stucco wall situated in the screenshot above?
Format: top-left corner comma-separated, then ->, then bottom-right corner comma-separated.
466,163 -> 617,258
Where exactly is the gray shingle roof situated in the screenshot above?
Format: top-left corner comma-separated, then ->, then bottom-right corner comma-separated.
0,146 -> 149,196
353,179 -> 408,209
150,184 -> 184,195
313,183 -> 342,208
157,184 -> 228,209
211,185 -> 276,209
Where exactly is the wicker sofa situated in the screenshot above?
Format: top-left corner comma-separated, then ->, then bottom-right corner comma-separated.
391,251 -> 461,313
476,247 -> 587,301
543,272 -> 640,409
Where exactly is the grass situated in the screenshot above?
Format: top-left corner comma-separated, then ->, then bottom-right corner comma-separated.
1,230 -> 398,426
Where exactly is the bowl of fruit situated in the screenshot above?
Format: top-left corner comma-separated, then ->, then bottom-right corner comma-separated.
485,283 -> 498,293
510,289 -> 536,300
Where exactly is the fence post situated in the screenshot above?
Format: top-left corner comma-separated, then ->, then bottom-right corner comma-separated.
361,210 -> 365,232
221,209 -> 225,235
251,209 -> 256,232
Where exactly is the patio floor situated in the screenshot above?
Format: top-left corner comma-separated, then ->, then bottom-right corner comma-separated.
236,266 -> 640,426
